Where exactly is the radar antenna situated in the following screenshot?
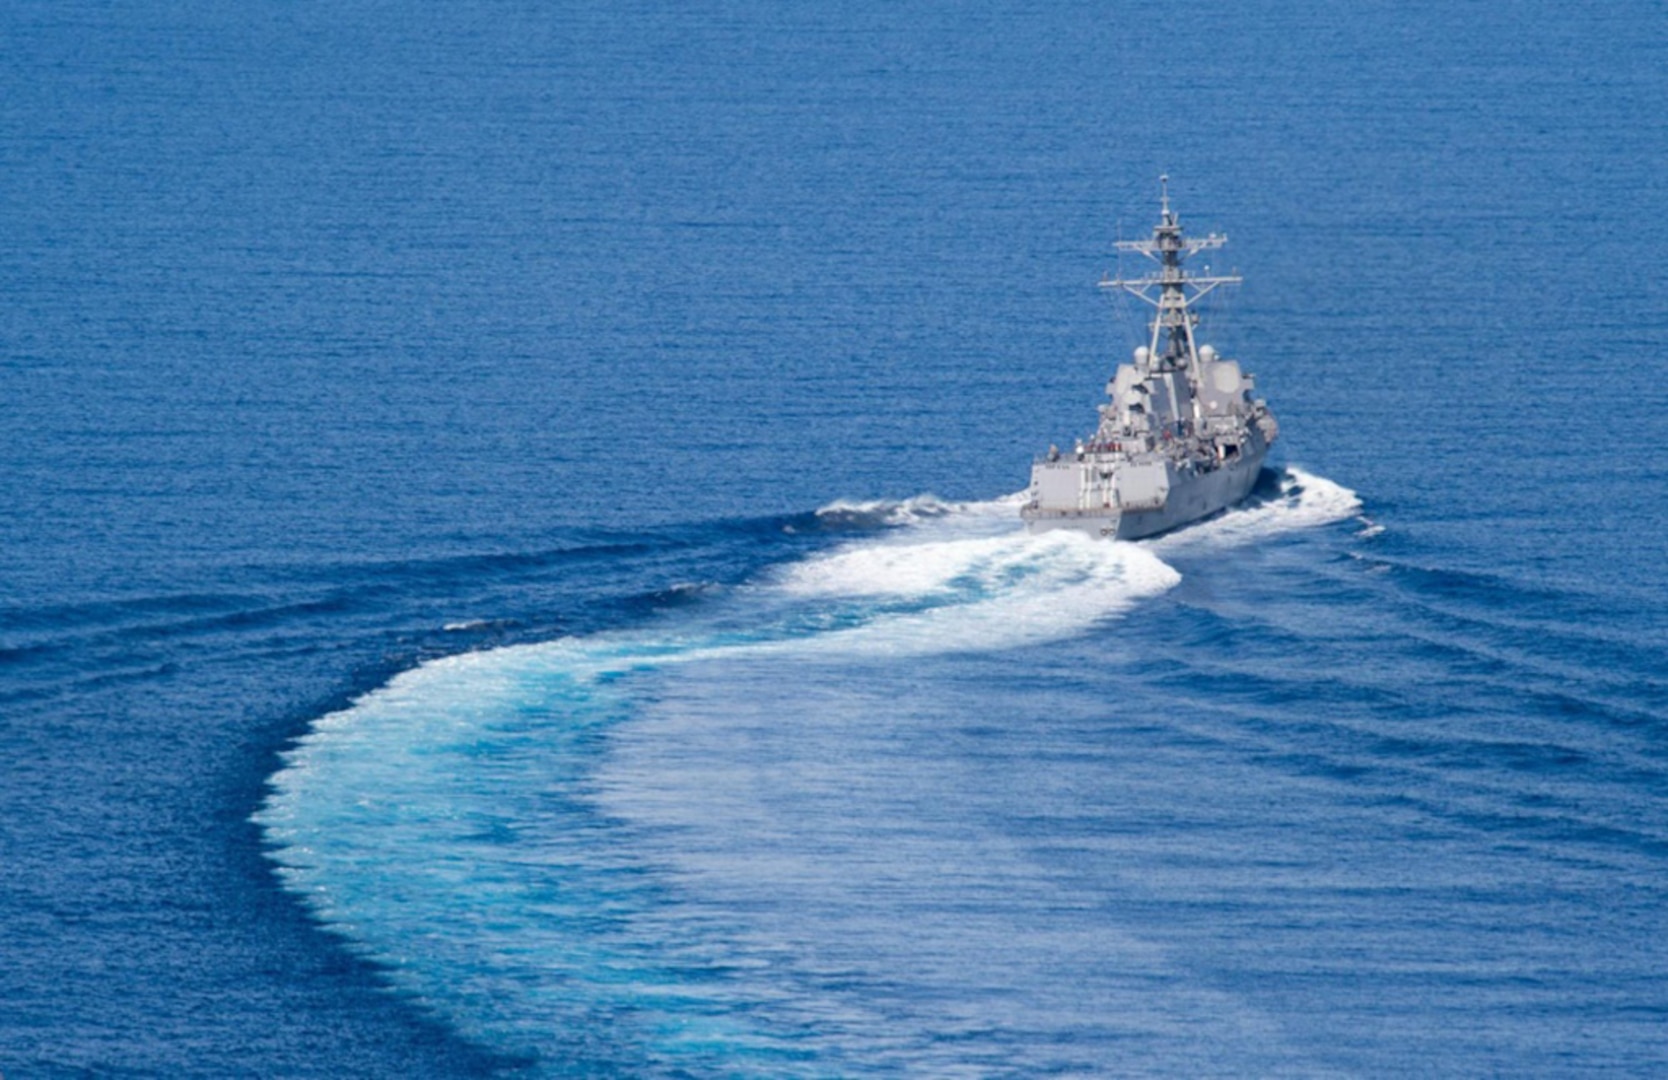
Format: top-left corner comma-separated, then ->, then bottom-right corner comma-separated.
1100,177 -> 1240,371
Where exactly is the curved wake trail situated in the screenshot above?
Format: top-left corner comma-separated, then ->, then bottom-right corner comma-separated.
255,468 -> 1358,1075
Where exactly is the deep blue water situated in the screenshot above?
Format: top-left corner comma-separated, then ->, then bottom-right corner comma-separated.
4,1 -> 1667,1075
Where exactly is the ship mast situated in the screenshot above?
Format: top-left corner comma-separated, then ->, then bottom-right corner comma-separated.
1102,176 -> 1239,374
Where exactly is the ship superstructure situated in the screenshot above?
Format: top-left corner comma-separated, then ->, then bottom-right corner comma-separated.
1021,179 -> 1278,539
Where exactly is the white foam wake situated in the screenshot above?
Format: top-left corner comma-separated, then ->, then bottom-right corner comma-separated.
769,465 -> 1361,654
767,521 -> 1177,656
811,493 -> 959,527
255,465 -> 1364,1072
812,490 -> 1029,529
1145,465 -> 1362,554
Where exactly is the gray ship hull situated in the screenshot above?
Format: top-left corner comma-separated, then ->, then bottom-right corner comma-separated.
1022,439 -> 1268,541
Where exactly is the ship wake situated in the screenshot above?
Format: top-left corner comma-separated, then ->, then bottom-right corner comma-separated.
254,466 -> 1359,1075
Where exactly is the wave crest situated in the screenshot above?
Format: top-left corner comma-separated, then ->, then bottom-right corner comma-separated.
811,493 -> 961,528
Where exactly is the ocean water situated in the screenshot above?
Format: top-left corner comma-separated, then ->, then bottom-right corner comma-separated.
4,1 -> 1667,1076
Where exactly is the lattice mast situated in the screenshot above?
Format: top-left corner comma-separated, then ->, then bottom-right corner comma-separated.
1101,175 -> 1240,375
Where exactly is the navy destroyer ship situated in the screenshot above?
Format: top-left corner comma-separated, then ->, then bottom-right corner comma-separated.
1022,179 -> 1279,539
